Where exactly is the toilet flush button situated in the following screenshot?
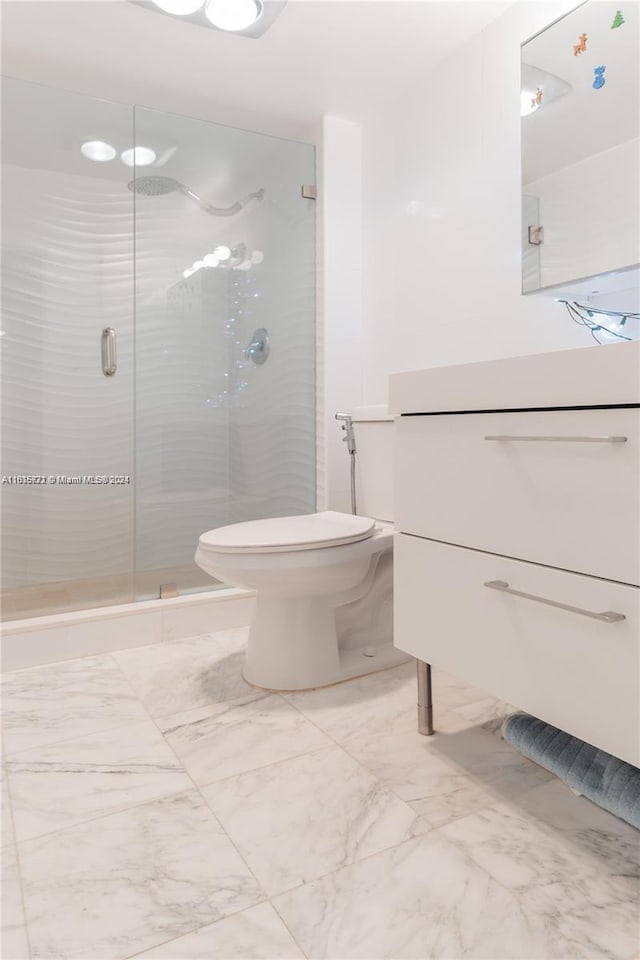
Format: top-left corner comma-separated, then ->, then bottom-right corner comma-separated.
363,646 -> 377,658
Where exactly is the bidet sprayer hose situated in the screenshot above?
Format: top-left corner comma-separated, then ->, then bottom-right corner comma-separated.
335,413 -> 357,515
349,450 -> 357,517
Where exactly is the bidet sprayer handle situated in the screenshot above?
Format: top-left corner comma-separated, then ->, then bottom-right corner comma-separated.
335,413 -> 356,455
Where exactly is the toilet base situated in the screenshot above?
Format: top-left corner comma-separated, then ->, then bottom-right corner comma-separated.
243,631 -> 410,692
242,549 -> 410,691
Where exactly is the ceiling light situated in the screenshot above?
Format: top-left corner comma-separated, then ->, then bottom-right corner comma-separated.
192,260 -> 205,271
203,254 -> 219,267
153,0 -> 202,13
214,245 -> 232,261
121,146 -> 157,168
204,0 -> 262,32
81,140 -> 117,162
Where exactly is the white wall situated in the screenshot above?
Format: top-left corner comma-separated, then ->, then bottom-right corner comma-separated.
360,0 -> 597,405
527,137 -> 640,289
318,115 -> 364,513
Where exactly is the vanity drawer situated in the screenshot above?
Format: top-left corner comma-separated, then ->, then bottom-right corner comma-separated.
395,408 -> 640,585
394,533 -> 640,766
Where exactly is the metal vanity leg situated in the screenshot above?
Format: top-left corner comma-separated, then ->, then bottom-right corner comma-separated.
416,660 -> 434,736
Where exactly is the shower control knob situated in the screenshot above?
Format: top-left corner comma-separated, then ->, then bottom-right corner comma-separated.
245,328 -> 270,365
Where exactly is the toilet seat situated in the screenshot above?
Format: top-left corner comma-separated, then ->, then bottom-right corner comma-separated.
199,510 -> 376,554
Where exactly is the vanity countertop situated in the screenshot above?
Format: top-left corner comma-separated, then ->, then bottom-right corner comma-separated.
388,341 -> 640,414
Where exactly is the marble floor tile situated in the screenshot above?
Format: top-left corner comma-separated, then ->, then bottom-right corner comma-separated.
2,655 -> 149,755
442,779 -> 640,960
2,765 -> 15,847
342,723 -> 553,829
202,744 -> 429,896
7,720 -> 192,842
2,843 -> 30,960
135,903 -> 303,959
273,832 -> 544,959
113,630 -> 259,718
448,696 -> 516,735
282,660 -> 418,742
160,693 -> 331,785
431,668 -> 494,711
19,789 -> 264,960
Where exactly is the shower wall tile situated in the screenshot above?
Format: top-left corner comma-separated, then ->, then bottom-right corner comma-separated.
3,89 -> 316,613
1,166 -> 134,592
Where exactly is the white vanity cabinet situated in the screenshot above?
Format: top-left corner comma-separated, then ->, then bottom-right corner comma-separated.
389,342 -> 640,767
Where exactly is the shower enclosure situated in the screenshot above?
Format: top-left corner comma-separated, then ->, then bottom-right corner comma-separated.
1,77 -> 316,621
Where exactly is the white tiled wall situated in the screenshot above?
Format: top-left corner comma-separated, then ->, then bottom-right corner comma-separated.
527,137 -> 640,290
318,115 -> 364,513
360,0 -> 594,405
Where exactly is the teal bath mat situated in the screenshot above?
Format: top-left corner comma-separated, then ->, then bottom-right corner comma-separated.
502,713 -> 640,830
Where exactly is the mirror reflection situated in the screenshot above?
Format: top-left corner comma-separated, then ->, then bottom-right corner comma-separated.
521,1 -> 639,305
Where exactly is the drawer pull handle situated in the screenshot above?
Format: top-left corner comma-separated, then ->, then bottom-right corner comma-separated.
483,580 -> 626,623
484,435 -> 627,443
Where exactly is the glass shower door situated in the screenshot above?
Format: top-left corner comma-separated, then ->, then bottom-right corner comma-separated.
133,106 -> 316,598
1,78 -> 135,619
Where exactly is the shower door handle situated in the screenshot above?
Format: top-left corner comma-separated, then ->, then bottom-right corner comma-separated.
101,327 -> 117,377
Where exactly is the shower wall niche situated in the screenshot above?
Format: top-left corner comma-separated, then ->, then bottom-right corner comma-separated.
1,79 -> 316,620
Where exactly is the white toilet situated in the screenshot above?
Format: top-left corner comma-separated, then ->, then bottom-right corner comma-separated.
195,407 -> 409,691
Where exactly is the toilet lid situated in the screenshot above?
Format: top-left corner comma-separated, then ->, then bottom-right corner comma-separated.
199,511 -> 376,554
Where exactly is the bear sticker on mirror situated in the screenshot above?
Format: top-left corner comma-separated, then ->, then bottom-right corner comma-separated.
592,65 -> 606,89
611,10 -> 625,28
573,32 -> 588,55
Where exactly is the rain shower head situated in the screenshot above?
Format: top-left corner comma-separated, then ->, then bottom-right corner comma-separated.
128,175 -> 182,196
127,176 -> 264,217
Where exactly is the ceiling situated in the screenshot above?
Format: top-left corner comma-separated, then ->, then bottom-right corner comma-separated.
0,0 -> 510,141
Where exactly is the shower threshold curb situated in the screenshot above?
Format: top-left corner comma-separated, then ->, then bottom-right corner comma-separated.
1,588 -> 255,672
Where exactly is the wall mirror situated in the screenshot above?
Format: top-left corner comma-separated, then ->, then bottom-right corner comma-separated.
521,1 -> 639,311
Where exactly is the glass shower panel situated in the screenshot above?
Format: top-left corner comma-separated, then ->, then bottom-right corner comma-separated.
133,107 -> 316,598
1,78 -> 135,620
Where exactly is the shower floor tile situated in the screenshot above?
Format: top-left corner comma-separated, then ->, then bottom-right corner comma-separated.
3,629 -> 639,960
